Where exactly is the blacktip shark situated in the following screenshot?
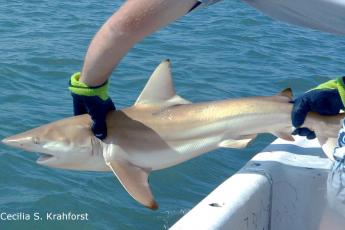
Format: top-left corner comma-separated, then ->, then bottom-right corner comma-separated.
2,60 -> 344,210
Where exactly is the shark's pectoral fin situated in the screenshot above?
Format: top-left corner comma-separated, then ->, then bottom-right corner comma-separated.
219,135 -> 257,149
106,160 -> 158,210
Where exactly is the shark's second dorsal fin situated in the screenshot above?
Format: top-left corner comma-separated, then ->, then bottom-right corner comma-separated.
134,60 -> 190,106
278,88 -> 293,100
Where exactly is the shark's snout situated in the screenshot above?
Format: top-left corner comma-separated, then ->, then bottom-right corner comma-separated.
2,136 -> 27,148
2,134 -> 41,151
2,134 -> 55,163
1,138 -> 8,144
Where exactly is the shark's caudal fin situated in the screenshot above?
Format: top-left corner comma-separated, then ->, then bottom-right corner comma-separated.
135,59 -> 190,106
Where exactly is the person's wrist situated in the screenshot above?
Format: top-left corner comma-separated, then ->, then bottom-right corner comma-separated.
68,72 -> 110,101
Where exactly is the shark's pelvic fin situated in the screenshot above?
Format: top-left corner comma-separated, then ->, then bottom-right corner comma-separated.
106,160 -> 158,210
135,60 -> 190,106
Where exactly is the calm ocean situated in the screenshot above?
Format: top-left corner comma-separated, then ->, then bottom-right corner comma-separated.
1,0 -> 344,229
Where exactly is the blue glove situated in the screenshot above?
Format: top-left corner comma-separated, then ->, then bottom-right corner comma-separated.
69,73 -> 115,140
292,77 -> 345,139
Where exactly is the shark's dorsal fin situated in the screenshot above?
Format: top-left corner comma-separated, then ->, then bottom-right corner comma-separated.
135,60 -> 190,106
106,160 -> 158,210
278,88 -> 293,100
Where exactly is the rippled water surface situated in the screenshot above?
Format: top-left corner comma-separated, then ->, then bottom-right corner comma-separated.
1,1 -> 345,229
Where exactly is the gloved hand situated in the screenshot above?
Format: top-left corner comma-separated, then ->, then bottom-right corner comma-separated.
69,72 -> 115,140
291,77 -> 345,139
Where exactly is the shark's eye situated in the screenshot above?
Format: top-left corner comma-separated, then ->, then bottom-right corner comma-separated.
33,137 -> 40,145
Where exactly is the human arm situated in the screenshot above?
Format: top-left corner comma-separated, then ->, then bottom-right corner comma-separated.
79,0 -> 198,86
69,0 -> 199,139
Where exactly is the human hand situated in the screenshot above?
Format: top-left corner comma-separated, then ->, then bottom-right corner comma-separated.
69,72 -> 115,140
291,77 -> 345,139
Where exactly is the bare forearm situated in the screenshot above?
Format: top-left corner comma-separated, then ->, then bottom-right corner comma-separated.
80,0 -> 197,86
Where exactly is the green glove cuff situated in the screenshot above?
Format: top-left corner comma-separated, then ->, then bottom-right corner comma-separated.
311,77 -> 345,107
68,72 -> 109,101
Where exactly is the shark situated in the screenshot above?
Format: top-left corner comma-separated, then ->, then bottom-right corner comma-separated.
2,60 -> 344,210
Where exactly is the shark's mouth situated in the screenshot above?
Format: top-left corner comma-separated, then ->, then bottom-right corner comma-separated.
36,153 -> 54,163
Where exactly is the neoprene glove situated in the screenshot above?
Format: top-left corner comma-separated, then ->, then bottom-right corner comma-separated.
291,77 -> 345,139
69,72 -> 115,140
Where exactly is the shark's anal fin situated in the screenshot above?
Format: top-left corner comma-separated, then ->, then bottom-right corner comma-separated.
272,131 -> 295,141
219,135 -> 257,149
106,160 -> 158,210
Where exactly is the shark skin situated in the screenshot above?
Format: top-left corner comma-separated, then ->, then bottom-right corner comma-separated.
2,60 -> 344,210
